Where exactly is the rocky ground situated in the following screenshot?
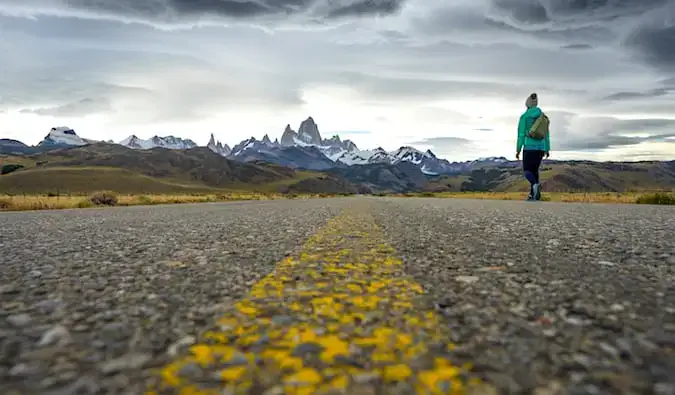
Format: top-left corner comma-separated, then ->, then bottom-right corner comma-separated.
0,197 -> 673,394
373,197 -> 675,395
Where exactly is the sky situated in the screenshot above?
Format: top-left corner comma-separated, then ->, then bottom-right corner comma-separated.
0,0 -> 674,162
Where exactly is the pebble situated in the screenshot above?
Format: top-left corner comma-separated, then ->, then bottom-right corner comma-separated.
7,313 -> 32,328
167,335 -> 196,357
100,353 -> 152,374
0,284 -> 19,294
609,303 -> 624,312
598,342 -> 619,358
100,322 -> 128,343
353,372 -> 381,384
35,299 -> 64,314
262,386 -> 285,395
9,362 -> 40,377
38,325 -> 72,347
292,342 -> 325,357
654,383 -> 675,395
455,275 -> 480,284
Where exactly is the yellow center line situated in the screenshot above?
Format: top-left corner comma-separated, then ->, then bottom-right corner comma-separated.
146,208 -> 482,394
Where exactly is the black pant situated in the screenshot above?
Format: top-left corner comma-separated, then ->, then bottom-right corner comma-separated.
522,150 -> 545,194
522,150 -> 545,182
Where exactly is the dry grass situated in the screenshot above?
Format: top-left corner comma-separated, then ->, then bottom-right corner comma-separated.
398,191 -> 675,205
0,191 -> 336,212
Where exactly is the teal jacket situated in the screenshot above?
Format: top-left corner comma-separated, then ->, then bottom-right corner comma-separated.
517,106 -> 550,152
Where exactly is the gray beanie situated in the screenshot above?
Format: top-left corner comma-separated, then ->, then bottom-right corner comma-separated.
526,93 -> 538,108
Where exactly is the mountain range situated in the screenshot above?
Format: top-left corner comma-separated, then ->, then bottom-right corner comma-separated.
0,118 -> 510,175
2,119 -> 674,195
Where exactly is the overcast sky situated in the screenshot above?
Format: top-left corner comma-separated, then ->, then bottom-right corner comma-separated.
1,0 -> 674,161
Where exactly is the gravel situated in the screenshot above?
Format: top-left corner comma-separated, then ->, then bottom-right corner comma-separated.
371,196 -> 675,394
0,199 -> 347,394
1,196 -> 673,394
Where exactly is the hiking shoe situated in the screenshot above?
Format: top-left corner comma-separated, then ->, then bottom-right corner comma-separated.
533,183 -> 541,200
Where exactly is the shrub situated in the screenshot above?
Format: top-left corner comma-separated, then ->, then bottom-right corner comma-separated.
76,200 -> 94,208
89,191 -> 118,206
0,198 -> 12,210
136,195 -> 153,205
635,192 -> 675,205
1,164 -> 24,175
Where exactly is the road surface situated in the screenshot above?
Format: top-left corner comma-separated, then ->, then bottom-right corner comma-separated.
0,197 -> 673,395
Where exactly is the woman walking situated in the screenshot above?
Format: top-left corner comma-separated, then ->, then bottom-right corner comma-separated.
516,93 -> 551,201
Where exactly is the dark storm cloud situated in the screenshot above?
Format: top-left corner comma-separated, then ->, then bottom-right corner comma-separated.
489,0 -> 673,69
492,0 -> 550,24
7,0 -> 406,24
489,0 -> 667,26
625,24 -> 675,69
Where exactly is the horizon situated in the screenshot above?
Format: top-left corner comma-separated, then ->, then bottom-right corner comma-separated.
1,0 -> 674,162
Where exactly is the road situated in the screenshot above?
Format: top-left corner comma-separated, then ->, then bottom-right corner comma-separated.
0,197 -> 673,395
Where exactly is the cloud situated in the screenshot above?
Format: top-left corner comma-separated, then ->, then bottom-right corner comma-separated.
0,0 -> 674,161
553,115 -> 675,151
562,43 -> 593,50
601,88 -> 673,101
407,137 -> 476,157
0,0 -> 407,27
409,0 -> 674,74
20,97 -> 113,117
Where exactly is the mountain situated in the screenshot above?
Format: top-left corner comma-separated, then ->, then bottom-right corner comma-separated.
277,117 -> 359,161
2,141 -> 674,195
38,127 -> 91,147
1,120 -> 513,176
0,139 -> 33,155
0,142 -> 322,195
207,133 -> 231,156
228,117 -> 508,175
119,135 -> 197,150
326,161 -> 428,193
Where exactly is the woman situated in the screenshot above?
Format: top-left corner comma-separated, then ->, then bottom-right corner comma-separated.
516,93 -> 551,201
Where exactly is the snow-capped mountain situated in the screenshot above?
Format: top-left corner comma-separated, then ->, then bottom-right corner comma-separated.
336,146 -> 451,175
207,133 -> 231,156
278,117 -> 359,161
225,117 -> 510,174
37,127 -> 90,147
3,120 -> 514,176
119,135 -> 197,150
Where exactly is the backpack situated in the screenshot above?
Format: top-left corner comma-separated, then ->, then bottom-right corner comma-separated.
528,113 -> 549,140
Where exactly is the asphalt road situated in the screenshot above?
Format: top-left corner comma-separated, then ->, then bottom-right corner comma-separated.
0,197 -> 673,395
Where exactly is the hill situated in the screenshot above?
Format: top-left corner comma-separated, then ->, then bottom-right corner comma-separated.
1,143 -> 674,195
0,143 -> 357,195
426,161 -> 675,193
